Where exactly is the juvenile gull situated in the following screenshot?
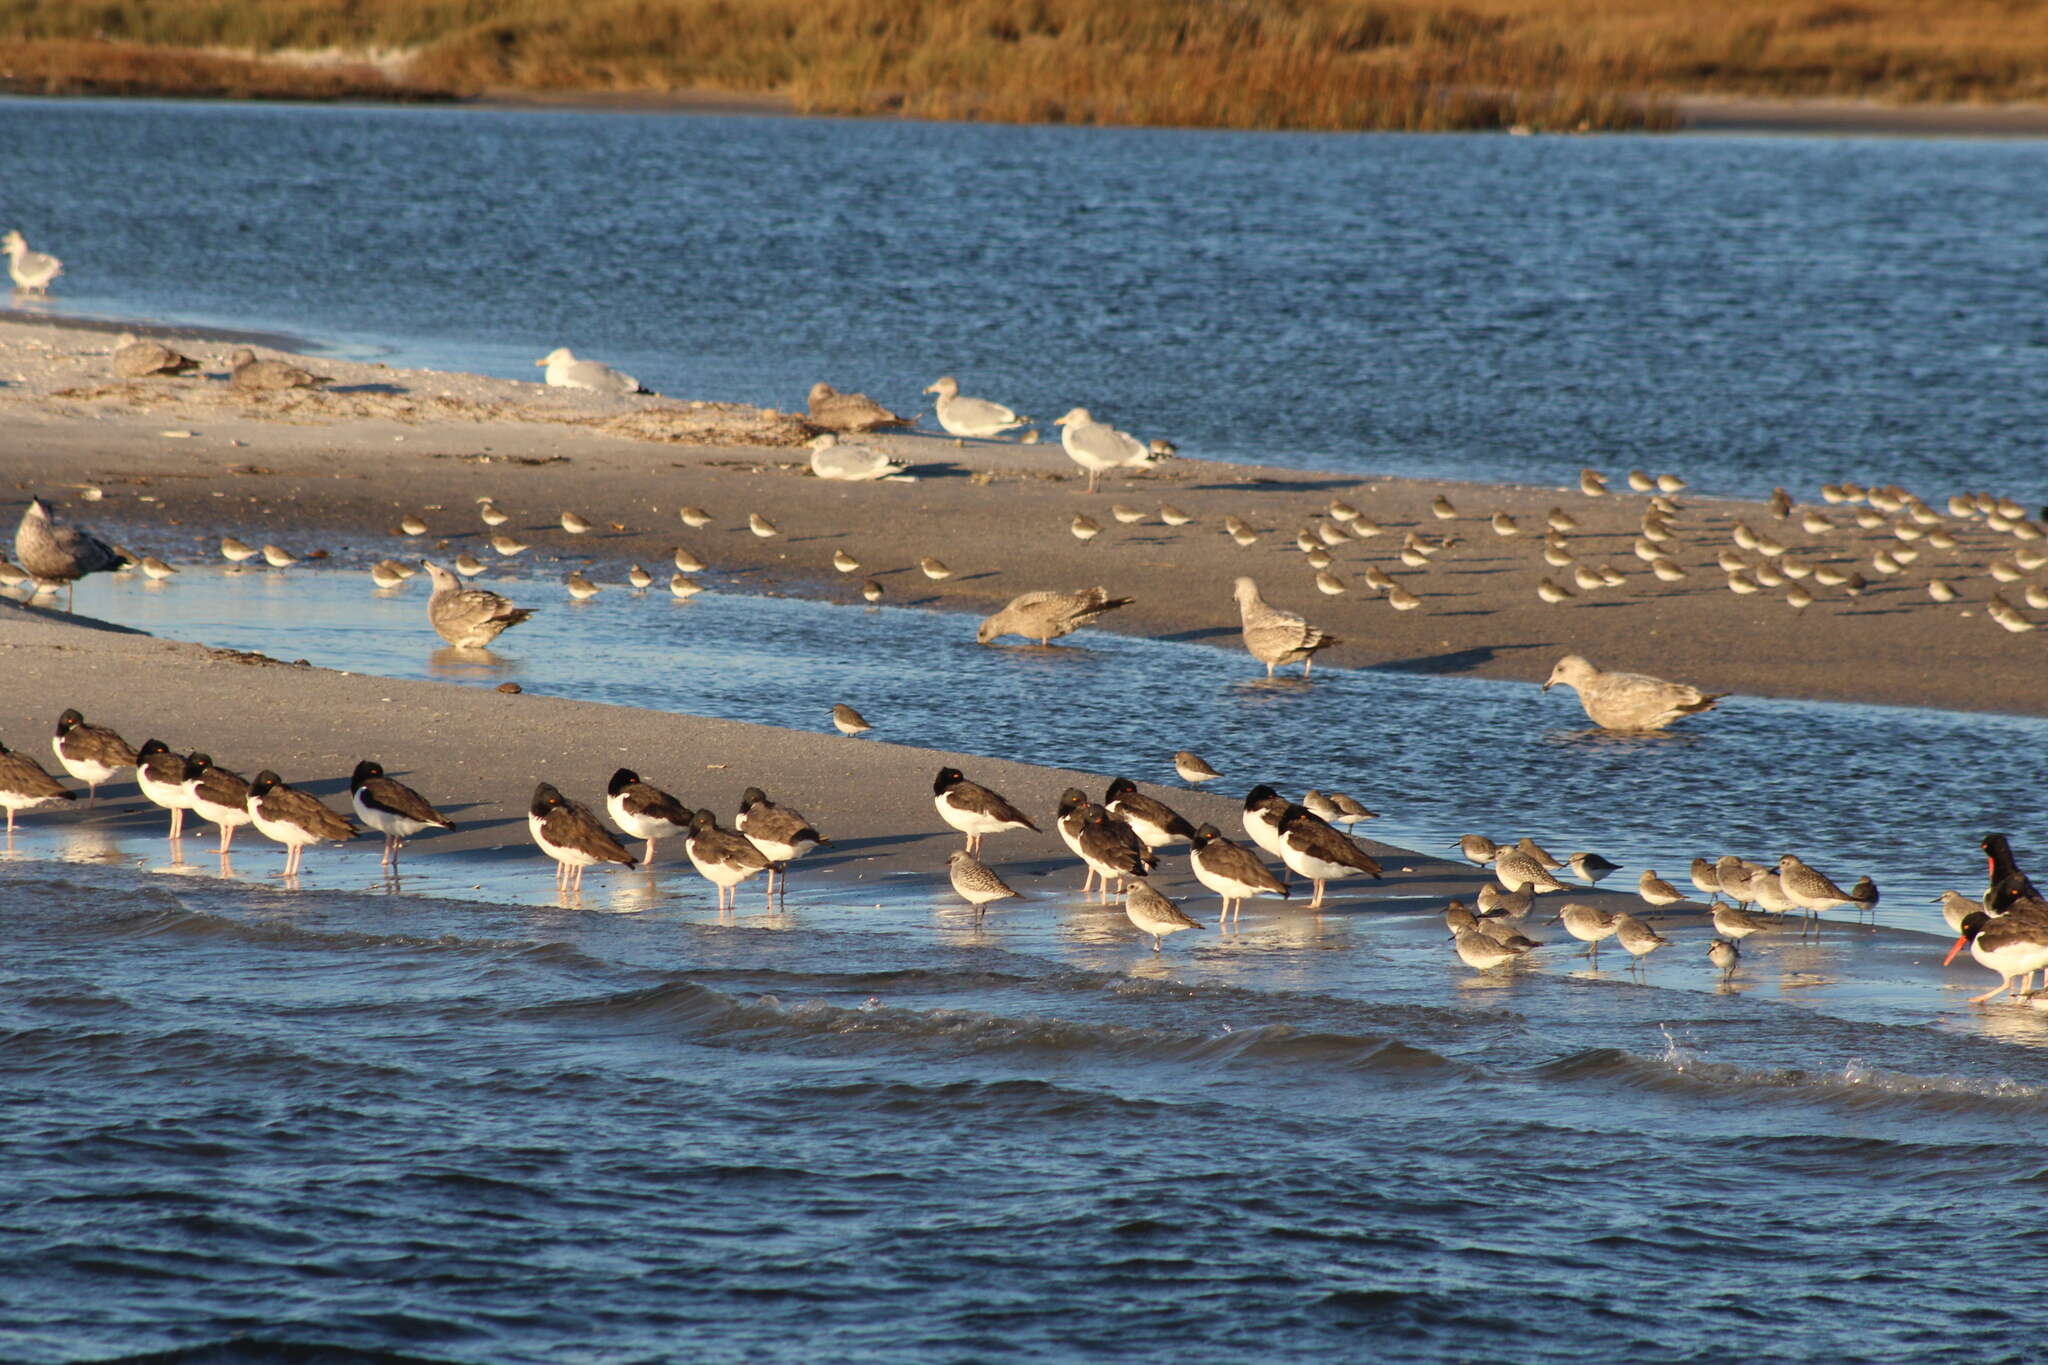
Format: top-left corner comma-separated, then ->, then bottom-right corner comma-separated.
1542,655 -> 1727,732
977,588 -> 1133,646
246,770 -> 359,878
1233,577 -> 1337,678
182,755 -> 252,855
737,786 -> 825,900
808,434 -> 909,482
423,560 -> 534,648
1053,408 -> 1148,492
1126,881 -> 1203,953
831,704 -> 872,737
807,382 -> 909,433
113,333 -> 199,378
947,849 -> 1024,922
685,809 -> 773,910
134,739 -> 195,840
1174,751 -> 1221,785
1189,823 -> 1287,924
51,708 -> 138,805
351,760 -> 452,868
606,768 -> 692,865
536,347 -> 649,394
2,229 -> 61,292
925,376 -> 1029,439
0,737 -> 73,833
227,347 -> 331,391
934,767 -> 1038,854
530,783 -> 635,893
16,497 -> 124,605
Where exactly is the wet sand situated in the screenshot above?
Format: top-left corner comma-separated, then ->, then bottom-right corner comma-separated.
5,316 -> 2044,719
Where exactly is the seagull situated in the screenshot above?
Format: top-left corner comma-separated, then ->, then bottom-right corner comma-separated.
1188,823 -> 1287,924
246,770 -> 359,878
422,560 -> 534,648
181,754 -> 252,854
134,739 -> 196,840
227,347 -> 332,391
51,708 -> 138,805
1233,577 -> 1337,678
933,767 -> 1038,854
807,382 -> 909,433
605,767 -> 692,865
15,497 -> 124,607
1542,655 -> 1728,731
350,760 -> 453,868
977,588 -> 1133,645
831,704 -> 872,737
737,787 -> 826,900
924,376 -> 1030,439
1053,408 -> 1148,492
1126,881 -> 1202,953
685,808 -> 773,910
2,229 -> 61,292
808,434 -> 909,482
947,850 -> 1024,921
1174,751 -> 1221,784
535,347 -> 649,394
113,333 -> 199,378
1103,776 -> 1196,850
0,736 -> 73,833
530,782 -> 635,893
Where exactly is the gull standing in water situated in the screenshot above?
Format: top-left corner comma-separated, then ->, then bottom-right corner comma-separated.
1233,577 -> 1338,678
422,560 -> 534,648
977,588 -> 1133,646
2,230 -> 61,292
1542,654 -> 1728,731
15,498 -> 124,607
925,376 -> 1030,439
535,347 -> 650,394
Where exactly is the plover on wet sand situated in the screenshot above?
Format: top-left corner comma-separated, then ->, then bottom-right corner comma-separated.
947,849 -> 1024,922
1126,880 -> 1202,952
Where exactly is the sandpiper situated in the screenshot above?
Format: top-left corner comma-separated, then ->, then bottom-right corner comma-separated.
51,708 -> 138,805
1689,857 -> 1723,902
1708,938 -> 1739,982
1516,837 -> 1563,870
1111,503 -> 1147,525
1453,928 -> 1520,972
1777,853 -> 1853,933
1188,823 -> 1287,924
1452,833 -> 1498,866
0,737 -> 73,833
528,783 -> 636,892
1569,851 -> 1621,885
919,557 -> 952,580
1712,902 -> 1776,940
140,556 -> 177,581
737,787 -> 825,900
832,550 -> 860,574
560,510 -> 592,534
134,739 -> 195,840
1174,751 -> 1221,785
399,515 -> 429,537
423,560 -> 534,648
685,808 -> 772,910
1126,881 -> 1202,952
246,770 -> 359,878
831,704 -> 872,737
679,506 -> 713,528
565,571 -> 601,600
477,498 -> 509,527
598,768 -> 690,868
1159,505 -> 1193,526
670,574 -> 704,599
453,553 -> 488,578
1071,514 -> 1103,543
627,564 -> 654,590
1638,869 -> 1685,908
182,754 -> 252,854
934,768 -> 1038,853
1431,495 -> 1458,520
260,544 -> 298,569
1103,776 -> 1196,849
947,849 -> 1025,920
673,546 -> 707,573
350,760 -> 453,867
749,513 -> 779,539
1552,901 -> 1621,964
489,533 -> 528,557
861,579 -> 884,603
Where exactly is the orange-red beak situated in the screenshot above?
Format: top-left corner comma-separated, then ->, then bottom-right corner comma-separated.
1944,935 -> 1969,966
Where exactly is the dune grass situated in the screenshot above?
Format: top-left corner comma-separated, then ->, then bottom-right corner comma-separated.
0,0 -> 2041,130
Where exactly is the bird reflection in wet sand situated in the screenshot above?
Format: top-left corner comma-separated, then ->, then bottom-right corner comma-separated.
429,646 -> 515,677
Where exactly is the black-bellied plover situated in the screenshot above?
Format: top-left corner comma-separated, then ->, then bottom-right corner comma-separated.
1125,880 -> 1202,952
947,849 -> 1024,922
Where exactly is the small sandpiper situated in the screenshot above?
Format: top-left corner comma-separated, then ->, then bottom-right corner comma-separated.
351,760 -> 453,867
934,767 -> 1039,854
1126,880 -> 1202,953
685,808 -> 772,910
1111,503 -> 1147,524
627,564 -> 654,590
51,708 -> 138,805
453,553 -> 488,578
489,533 -> 528,557
673,546 -> 707,573
1552,902 -> 1621,964
1173,751 -> 1221,785
260,544 -> 298,569
561,510 -> 592,534
832,550 -> 860,574
947,849 -> 1023,923
399,515 -> 429,537
565,571 -> 601,600
1159,505 -> 1193,526
477,498 -> 509,527
220,536 -> 260,566
1568,851 -> 1620,885
680,506 -> 713,528
1452,833 -> 1498,866
831,704 -> 872,737
1453,928 -> 1520,972
1612,912 -> 1670,972
1708,938 -> 1740,982
669,574 -> 704,599
606,767 -> 691,865
1071,515 -> 1103,543
748,513 -> 778,539
1638,869 -> 1685,908
529,782 -> 635,892
861,579 -> 884,603
246,770 -> 359,878
919,557 -> 952,581
141,556 -> 177,581
0,737 -> 74,833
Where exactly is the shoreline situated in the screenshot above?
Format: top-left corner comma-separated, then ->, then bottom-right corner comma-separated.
4,314 -> 2045,720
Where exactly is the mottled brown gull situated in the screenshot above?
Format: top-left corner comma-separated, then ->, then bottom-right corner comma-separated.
807,382 -> 909,432
228,347 -> 332,392
113,333 -> 199,378
1233,577 -> 1337,677
977,587 -> 1133,645
422,559 -> 534,648
1541,654 -> 1727,732
15,497 -> 124,606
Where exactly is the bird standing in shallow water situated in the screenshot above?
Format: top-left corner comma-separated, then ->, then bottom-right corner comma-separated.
947,849 -> 1024,921
51,709 -> 137,806
1126,880 -> 1202,952
351,760 -> 453,868
0,737 -> 73,833
15,498 -> 124,608
529,783 -> 634,893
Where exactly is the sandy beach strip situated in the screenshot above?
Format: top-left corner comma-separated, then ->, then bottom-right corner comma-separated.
3,314 -> 2045,718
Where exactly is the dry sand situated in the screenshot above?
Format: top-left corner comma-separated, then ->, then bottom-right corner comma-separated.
3,315 -> 2042,718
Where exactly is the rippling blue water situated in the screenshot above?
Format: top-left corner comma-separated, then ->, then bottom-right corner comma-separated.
3,97 -> 2046,502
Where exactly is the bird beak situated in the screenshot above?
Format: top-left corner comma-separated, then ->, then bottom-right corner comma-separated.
1540,680 -> 1554,692
1943,935 -> 1969,966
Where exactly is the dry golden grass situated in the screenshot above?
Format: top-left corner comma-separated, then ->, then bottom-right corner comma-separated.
0,39 -> 452,101
0,0 -> 2041,128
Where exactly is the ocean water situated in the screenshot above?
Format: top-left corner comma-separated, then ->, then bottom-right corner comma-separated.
2,97 -> 2046,504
